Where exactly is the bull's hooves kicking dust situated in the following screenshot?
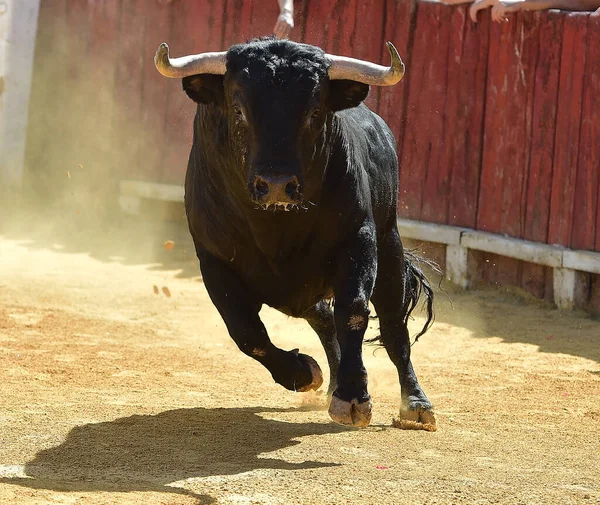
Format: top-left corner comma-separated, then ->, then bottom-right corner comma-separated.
328,396 -> 373,428
296,390 -> 329,411
392,418 -> 437,432
393,409 -> 437,432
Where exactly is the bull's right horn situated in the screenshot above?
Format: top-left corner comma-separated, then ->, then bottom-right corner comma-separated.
154,43 -> 227,78
326,41 -> 405,86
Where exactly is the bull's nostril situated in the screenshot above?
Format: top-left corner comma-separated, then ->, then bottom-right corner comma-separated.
285,178 -> 299,196
255,178 -> 269,196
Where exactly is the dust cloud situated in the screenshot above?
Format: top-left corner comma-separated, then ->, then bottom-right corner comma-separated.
0,19 -> 197,280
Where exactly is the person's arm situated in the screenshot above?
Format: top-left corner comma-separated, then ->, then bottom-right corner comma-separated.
515,0 -> 600,10
274,0 -> 294,39
490,0 -> 600,22
439,0 -> 477,5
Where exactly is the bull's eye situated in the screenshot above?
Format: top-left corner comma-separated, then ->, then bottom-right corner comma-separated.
311,109 -> 320,119
232,105 -> 245,121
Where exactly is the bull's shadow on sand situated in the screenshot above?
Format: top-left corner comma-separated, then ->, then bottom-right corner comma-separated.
1,406 -> 344,503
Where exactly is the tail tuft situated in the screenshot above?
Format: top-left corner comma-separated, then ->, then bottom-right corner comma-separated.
402,250 -> 439,344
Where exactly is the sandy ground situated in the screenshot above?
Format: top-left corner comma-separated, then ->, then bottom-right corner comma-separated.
1,211 -> 599,505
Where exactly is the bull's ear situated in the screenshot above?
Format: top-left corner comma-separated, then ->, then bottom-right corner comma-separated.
182,74 -> 224,106
329,80 -> 370,112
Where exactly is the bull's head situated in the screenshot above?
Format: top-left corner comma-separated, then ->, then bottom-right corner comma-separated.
155,39 -> 404,211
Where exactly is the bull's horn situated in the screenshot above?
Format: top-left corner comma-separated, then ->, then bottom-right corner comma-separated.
154,42 -> 227,78
326,41 -> 405,86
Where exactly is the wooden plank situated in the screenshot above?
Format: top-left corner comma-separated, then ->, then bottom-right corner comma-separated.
250,0 -> 280,38
377,0 -> 416,165
548,12 -> 588,247
520,10 -> 563,299
399,1 -> 451,221
553,268 -> 576,309
302,0 -> 338,51
112,0 -> 147,182
222,0 -> 254,47
445,6 -> 489,228
521,263 -> 550,299
160,0 -> 227,185
345,0 -> 386,112
81,0 -> 121,189
293,0 -> 310,42
138,0 -> 171,182
446,245 -> 469,288
461,231 -> 564,268
524,11 -> 563,245
563,249 -> 600,275
396,218 -> 464,245
477,12 -> 540,289
477,13 -> 538,238
571,12 -> 599,251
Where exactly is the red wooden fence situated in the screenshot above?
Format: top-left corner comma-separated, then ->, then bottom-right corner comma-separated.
24,0 -> 600,305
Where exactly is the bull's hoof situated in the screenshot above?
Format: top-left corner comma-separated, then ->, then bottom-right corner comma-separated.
295,354 -> 323,392
272,351 -> 323,392
328,395 -> 372,428
392,399 -> 436,432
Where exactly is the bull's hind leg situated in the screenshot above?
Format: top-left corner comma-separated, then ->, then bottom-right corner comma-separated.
199,252 -> 323,392
371,230 -> 436,431
304,301 -> 340,396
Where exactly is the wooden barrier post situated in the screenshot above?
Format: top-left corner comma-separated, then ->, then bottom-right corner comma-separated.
0,0 -> 40,190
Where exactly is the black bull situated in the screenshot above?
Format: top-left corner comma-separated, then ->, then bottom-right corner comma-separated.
160,38 -> 436,430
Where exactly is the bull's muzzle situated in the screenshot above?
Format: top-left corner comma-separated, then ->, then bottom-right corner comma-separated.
252,174 -> 302,210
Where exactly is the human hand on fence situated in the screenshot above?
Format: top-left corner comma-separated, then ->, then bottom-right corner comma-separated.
274,9 -> 294,39
469,0 -> 499,21
491,1 -> 523,21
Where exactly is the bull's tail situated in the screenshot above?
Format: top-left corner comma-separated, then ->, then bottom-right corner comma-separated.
366,250 -> 438,346
402,250 -> 438,344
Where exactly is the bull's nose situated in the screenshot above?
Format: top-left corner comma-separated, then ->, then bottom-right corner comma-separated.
253,175 -> 300,204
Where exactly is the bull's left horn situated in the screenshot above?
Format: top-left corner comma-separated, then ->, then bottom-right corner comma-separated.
154,43 -> 227,78
326,41 -> 405,86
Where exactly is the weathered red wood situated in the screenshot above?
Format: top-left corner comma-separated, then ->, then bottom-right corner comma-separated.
444,6 -> 489,228
524,11 -> 562,244
222,0 -> 254,47
378,0 -> 416,181
571,13 -> 599,251
401,1 -> 451,222
161,0 -> 201,184
294,0 -> 311,41
339,1 -> 385,111
478,15 -> 532,237
519,11 -> 563,296
81,1 -> 122,190
548,13 -> 588,247
112,0 -> 147,181
302,0 -> 339,51
250,0 -> 280,38
136,1 -> 172,182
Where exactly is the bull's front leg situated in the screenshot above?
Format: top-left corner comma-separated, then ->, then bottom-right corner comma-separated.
328,225 -> 377,428
198,251 -> 323,392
